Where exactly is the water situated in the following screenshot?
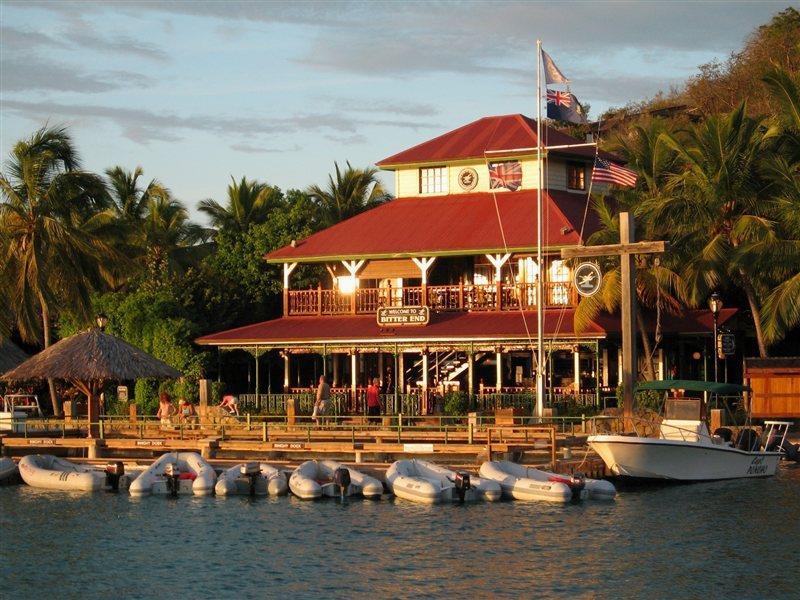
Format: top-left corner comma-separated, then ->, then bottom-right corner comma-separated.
2,467 -> 799,599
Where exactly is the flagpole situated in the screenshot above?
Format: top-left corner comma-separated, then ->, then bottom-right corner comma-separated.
535,39 -> 545,419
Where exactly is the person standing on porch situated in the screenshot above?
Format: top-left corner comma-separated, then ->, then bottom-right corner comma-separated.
313,375 -> 331,426
366,378 -> 381,422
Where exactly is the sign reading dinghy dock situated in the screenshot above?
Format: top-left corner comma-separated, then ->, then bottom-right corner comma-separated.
376,306 -> 429,326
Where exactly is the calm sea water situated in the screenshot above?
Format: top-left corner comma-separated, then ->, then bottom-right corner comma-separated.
2,466 -> 799,599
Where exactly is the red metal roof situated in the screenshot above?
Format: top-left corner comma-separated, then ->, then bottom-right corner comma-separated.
377,114 -> 618,166
195,308 -> 733,347
196,310 -> 604,346
267,189 -> 597,262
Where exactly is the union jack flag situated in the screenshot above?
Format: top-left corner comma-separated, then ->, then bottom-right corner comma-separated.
546,89 -> 571,107
591,157 -> 637,187
489,161 -> 523,191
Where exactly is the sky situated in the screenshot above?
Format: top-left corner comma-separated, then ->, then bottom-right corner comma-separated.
0,0 -> 789,221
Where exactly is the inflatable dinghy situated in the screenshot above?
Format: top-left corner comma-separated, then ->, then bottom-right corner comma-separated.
129,452 -> 215,496
0,457 -> 20,484
215,462 -> 288,496
289,459 -> 383,500
18,455 -> 136,492
386,459 -> 501,504
479,460 -> 616,502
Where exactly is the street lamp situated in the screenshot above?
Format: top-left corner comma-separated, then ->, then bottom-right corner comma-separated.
95,314 -> 109,331
708,292 -> 723,383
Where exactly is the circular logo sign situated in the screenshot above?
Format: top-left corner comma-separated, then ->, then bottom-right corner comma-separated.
458,167 -> 478,191
573,262 -> 602,297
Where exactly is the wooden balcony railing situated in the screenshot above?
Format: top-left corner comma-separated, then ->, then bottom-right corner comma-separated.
286,281 -> 578,316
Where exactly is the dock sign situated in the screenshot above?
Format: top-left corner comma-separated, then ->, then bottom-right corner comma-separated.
377,306 -> 429,326
573,262 -> 602,297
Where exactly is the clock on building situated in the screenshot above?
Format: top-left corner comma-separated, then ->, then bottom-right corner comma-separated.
458,167 -> 478,191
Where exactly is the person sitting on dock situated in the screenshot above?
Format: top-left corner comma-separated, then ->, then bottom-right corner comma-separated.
179,398 -> 197,427
220,393 -> 239,416
156,392 -> 176,426
312,375 -> 330,426
366,378 -> 381,422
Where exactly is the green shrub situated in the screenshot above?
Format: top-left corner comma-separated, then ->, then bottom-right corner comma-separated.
135,379 -> 160,416
616,384 -> 662,412
210,381 -> 225,404
443,391 -> 469,416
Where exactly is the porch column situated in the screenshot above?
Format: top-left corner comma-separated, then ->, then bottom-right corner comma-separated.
602,347 -> 610,387
341,260 -> 365,314
378,351 -> 384,387
398,351 -> 405,394
486,253 -> 511,311
617,346 -> 623,386
254,348 -> 260,402
282,262 -> 297,317
573,346 -> 581,393
495,350 -> 502,390
351,352 -> 358,411
421,352 -> 429,391
467,351 -> 474,395
412,257 -> 436,306
283,352 -> 290,392
657,348 -> 665,380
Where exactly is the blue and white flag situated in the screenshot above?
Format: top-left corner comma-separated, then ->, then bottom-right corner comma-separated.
541,48 -> 569,84
546,89 -> 587,124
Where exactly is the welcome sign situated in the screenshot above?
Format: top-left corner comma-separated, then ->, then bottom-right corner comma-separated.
376,306 -> 430,326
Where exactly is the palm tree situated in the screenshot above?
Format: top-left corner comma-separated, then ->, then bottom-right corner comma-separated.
198,176 -> 281,235
139,194 -> 208,285
760,68 -> 800,344
307,161 -> 391,227
651,103 -> 780,357
0,125 -> 118,414
106,165 -> 167,224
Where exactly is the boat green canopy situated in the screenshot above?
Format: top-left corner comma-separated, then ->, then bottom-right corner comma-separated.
636,380 -> 750,394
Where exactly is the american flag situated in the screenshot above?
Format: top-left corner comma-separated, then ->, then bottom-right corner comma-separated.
591,157 -> 637,187
546,89 -> 571,107
489,161 -> 523,191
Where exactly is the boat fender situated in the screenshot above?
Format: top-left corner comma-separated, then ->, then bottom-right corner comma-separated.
714,428 -> 733,443
333,467 -> 351,496
241,462 -> 261,496
164,463 -> 181,497
104,461 -> 125,492
453,472 -> 471,503
735,428 -> 759,452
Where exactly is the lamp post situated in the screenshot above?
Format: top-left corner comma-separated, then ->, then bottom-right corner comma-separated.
708,293 -> 722,383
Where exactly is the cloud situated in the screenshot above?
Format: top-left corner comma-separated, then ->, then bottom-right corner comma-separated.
1,24 -> 167,61
319,97 -> 440,117
0,55 -> 154,93
230,142 -> 302,154
323,133 -> 367,145
2,99 -> 440,145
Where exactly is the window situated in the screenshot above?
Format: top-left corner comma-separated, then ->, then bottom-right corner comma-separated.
567,162 -> 586,191
419,166 -> 448,194
548,259 -> 571,305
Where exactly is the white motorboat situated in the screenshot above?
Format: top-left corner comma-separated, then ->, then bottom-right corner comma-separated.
129,452 -> 216,496
386,459 -> 501,504
479,460 -> 616,502
0,457 -> 20,484
215,462 -> 288,496
18,455 -> 136,492
289,460 -> 383,500
589,381 -> 792,481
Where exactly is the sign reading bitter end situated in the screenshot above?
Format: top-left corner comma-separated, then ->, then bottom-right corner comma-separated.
377,306 -> 429,326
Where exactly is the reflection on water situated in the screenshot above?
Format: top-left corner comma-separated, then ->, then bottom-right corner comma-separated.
2,466 -> 799,598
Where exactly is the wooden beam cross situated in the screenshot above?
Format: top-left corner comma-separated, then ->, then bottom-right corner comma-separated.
561,212 -> 666,425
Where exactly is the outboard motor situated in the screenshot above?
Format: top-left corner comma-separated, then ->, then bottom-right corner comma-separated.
453,472 -> 471,503
164,463 -> 181,497
714,427 -> 733,444
240,462 -> 261,497
333,467 -> 351,498
104,461 -> 125,492
781,440 -> 800,462
569,473 -> 587,501
735,428 -> 760,452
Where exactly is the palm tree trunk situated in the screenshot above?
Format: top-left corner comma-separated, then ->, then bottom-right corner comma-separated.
39,297 -> 61,417
738,269 -> 769,358
636,310 -> 656,381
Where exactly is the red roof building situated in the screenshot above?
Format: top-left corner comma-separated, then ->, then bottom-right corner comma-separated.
199,114 -> 727,412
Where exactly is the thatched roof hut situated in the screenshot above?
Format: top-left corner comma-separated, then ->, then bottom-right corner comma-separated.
0,339 -> 28,374
2,328 -> 181,437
